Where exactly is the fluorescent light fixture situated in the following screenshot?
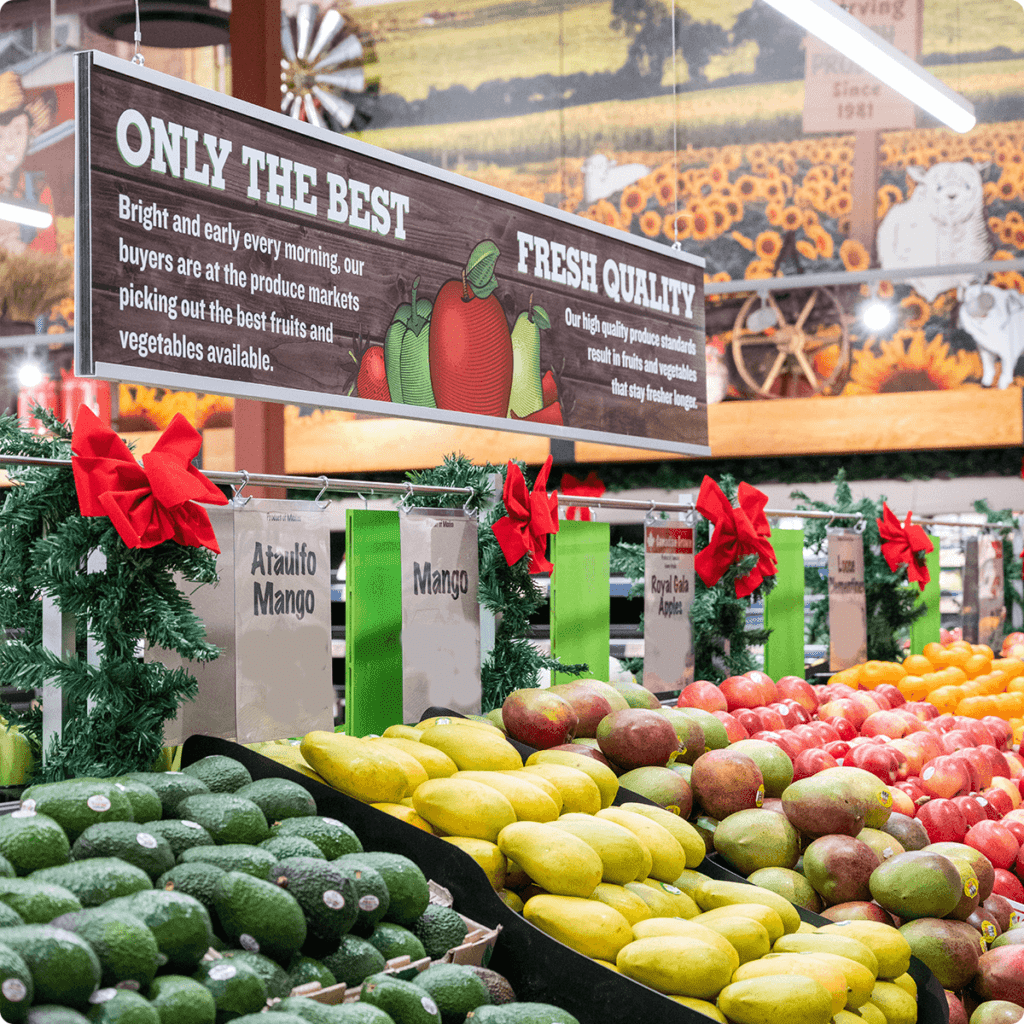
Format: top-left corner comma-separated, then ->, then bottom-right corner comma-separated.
0,201 -> 53,230
762,0 -> 976,133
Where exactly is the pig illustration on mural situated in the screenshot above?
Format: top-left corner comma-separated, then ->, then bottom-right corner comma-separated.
958,283 -> 1024,389
876,160 -> 991,302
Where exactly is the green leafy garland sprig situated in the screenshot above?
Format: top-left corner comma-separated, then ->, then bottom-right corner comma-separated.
404,453 -> 587,711
792,469 -> 925,662
611,475 -> 776,685
0,411 -> 220,782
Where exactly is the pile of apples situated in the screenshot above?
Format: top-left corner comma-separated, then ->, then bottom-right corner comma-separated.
678,670 -> 1024,902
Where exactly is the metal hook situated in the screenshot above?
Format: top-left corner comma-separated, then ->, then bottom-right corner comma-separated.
357,492 -> 368,511
232,470 -> 252,506
462,489 -> 477,518
644,499 -> 658,527
855,515 -> 867,533
315,476 -> 330,509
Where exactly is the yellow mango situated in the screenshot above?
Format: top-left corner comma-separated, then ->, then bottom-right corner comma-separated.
548,813 -> 649,885
631,918 -> 740,973
595,960 -> 620,972
772,933 -> 879,978
735,954 -> 849,1016
364,738 -> 429,796
589,883 -> 653,926
521,764 -> 601,815
252,742 -> 329,785
525,749 -> 619,807
624,879 -> 699,919
523,894 -> 633,961
418,724 -> 523,771
452,771 -> 559,822
890,974 -> 916,999
857,1001 -> 889,1024
497,888 -> 524,913
382,724 -> 423,741
411,777 -> 516,842
618,802 -> 705,868
443,836 -> 506,889
370,803 -> 434,834
673,868 -> 713,899
717,976 -> 834,1024
496,820 -> 603,898
696,914 -> 771,966
616,935 -> 735,999
817,922 -> 911,980
671,997 -> 727,1021
503,771 -> 563,814
868,982 -> 917,1024
693,879 -> 801,935
377,737 -> 458,779
415,715 -> 498,731
300,731 -> 408,803
799,952 -> 877,1010
695,904 -> 786,945
595,807 -> 687,882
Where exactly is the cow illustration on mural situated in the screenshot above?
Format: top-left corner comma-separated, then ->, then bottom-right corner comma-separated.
876,160 -> 991,302
958,283 -> 1024,389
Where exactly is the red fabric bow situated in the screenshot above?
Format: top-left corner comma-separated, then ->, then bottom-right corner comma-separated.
72,405 -> 228,553
491,455 -> 559,573
876,501 -> 933,591
560,471 -> 605,521
695,475 -> 777,598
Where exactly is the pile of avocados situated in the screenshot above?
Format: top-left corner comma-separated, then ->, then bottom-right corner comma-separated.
0,755 -> 574,1024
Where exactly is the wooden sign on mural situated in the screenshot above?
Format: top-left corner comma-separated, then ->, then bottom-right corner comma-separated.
75,51 -> 709,456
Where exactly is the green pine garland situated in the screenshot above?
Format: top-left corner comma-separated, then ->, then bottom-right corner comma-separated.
0,411 -> 220,782
791,469 -> 926,662
404,453 -> 587,711
610,475 -> 776,685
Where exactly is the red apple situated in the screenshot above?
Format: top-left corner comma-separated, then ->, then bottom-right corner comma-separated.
819,683 -> 856,702
992,868 -> 1024,901
892,710 -> 927,734
889,787 -> 916,816
916,798 -> 969,843
982,717 -> 1014,751
810,721 -> 842,744
745,670 -> 777,702
965,820 -> 1021,870
825,740 -> 851,761
922,755 -> 971,799
903,701 -> 939,721
889,738 -> 926,777
1002,819 -> 1024,846
875,683 -> 906,708
676,681 -> 728,713
948,753 -> 984,794
733,708 -> 763,735
754,707 -> 787,732
964,720 -> 998,747
819,699 -> 870,731
940,729 -> 976,756
776,676 -> 819,713
712,710 -> 749,743
791,723 -> 824,749
792,747 -> 840,781
826,716 -> 858,742
952,794 -> 990,828
896,777 -> 928,804
862,711 -> 914,739
905,729 -> 943,765
719,675 -> 766,712
1006,752 -> 1024,780
749,730 -> 804,761
844,743 -> 900,785
776,700 -> 810,725
990,777 -> 1021,810
930,714 -> 960,734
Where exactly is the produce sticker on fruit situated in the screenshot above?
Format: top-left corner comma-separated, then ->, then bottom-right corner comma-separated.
75,52 -> 709,455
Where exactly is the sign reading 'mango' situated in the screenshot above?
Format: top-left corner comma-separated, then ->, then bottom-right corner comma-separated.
76,52 -> 708,455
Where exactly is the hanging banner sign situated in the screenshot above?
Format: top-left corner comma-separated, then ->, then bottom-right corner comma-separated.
828,529 -> 868,671
154,501 -> 334,745
399,509 -> 481,722
74,51 -> 708,456
642,525 -> 695,694
964,536 -> 1005,647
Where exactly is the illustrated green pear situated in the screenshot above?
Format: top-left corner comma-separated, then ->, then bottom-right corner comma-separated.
383,277 -> 435,407
507,297 -> 550,418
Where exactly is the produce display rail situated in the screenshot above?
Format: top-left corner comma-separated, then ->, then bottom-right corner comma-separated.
179,726 -> 949,1024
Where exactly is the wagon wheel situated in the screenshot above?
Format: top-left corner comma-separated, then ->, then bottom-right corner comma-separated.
731,287 -> 851,399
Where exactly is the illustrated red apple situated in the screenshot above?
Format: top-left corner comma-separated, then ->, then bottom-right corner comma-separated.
776,676 -> 819,713
952,794 -> 990,828
428,243 -> 513,417
966,820 -> 1021,870
356,344 -> 390,401
677,681 -> 728,713
792,747 -> 840,781
719,675 -> 766,711
712,710 -> 749,743
916,797 -> 969,843
992,868 -> 1024,901
921,755 -> 970,799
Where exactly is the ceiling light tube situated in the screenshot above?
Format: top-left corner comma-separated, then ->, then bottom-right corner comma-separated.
762,0 -> 976,133
0,201 -> 53,230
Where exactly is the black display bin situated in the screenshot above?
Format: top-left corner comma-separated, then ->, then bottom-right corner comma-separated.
179,733 -> 947,1024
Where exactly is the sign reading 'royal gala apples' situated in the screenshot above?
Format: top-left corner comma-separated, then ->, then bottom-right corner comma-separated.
75,52 -> 709,455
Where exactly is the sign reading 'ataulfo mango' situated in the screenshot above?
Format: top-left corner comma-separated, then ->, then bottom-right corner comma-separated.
75,51 -> 709,455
